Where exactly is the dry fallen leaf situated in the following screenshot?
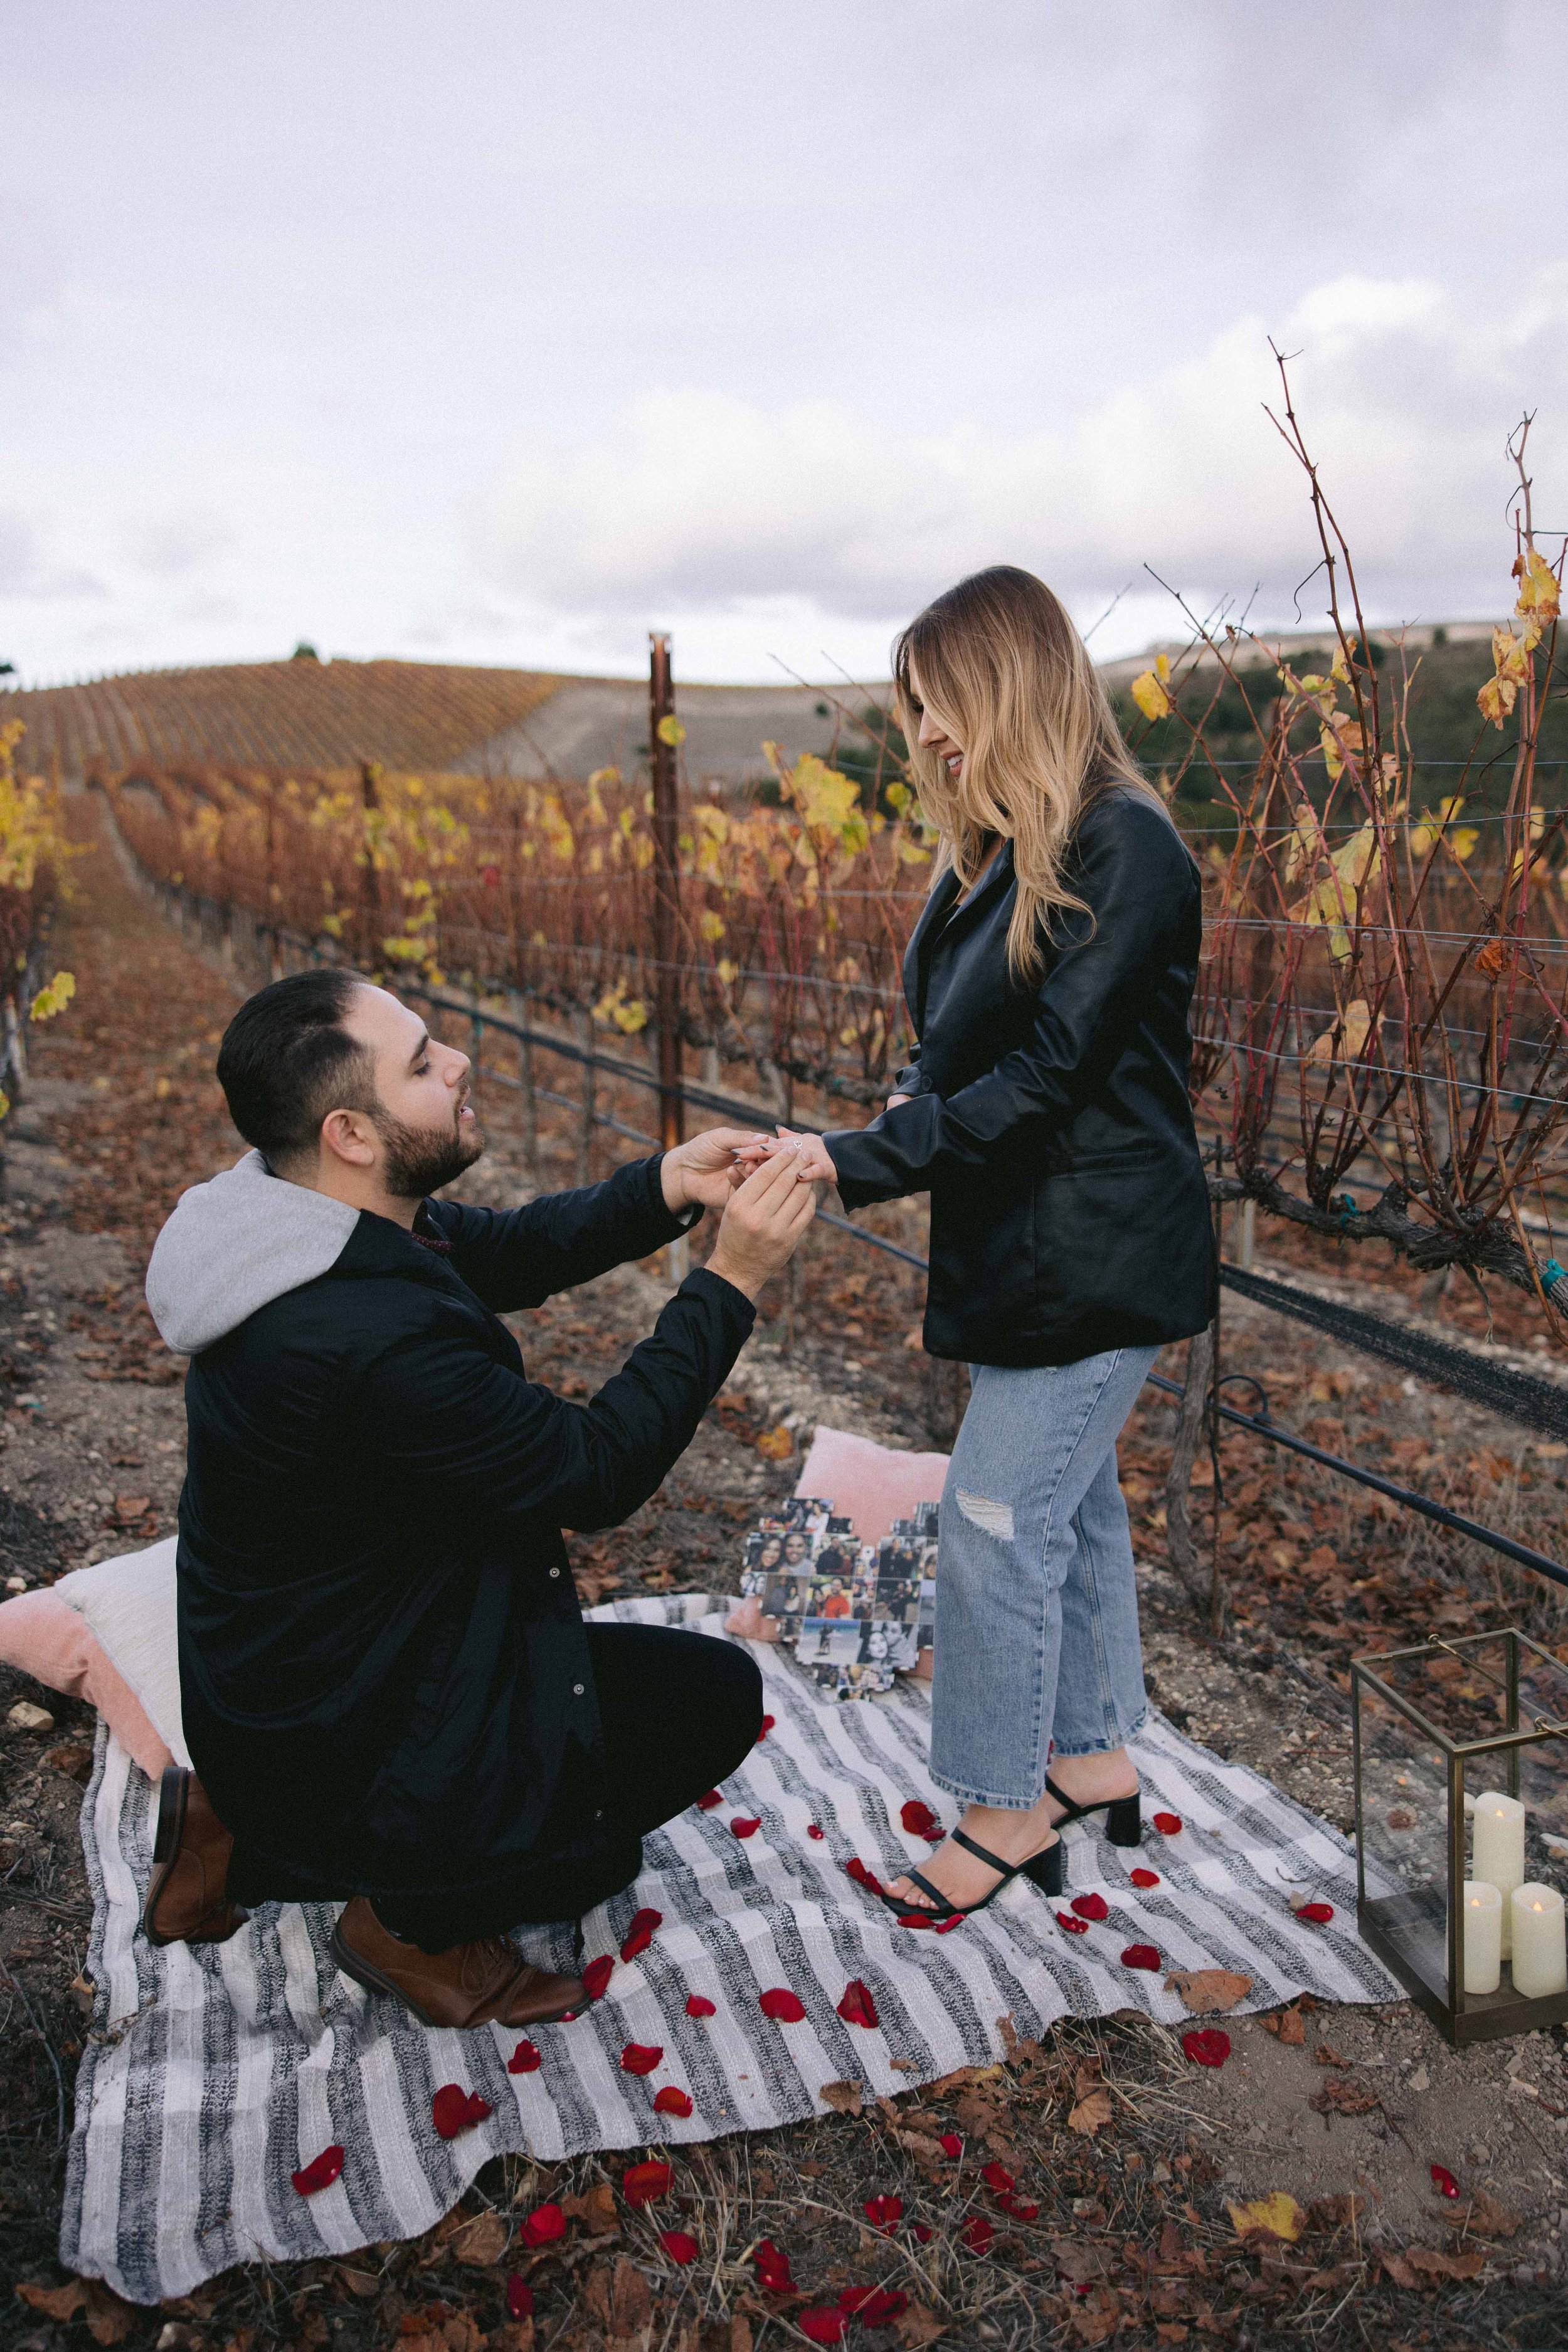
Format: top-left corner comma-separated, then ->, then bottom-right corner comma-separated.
1406,2245 -> 1486,2282
891,2306 -> 946,2348
452,2210 -> 509,2266
1311,2043 -> 1348,2069
755,1425 -> 793,1460
15,2284 -> 87,2323
1459,2187 -> 1521,2239
1262,2008 -> 1306,2045
819,2080 -> 863,2115
1310,2076 -> 1380,2117
585,2256 -> 652,2340
1069,2089 -> 1114,2137
1165,1968 -> 1253,2015
1051,2238 -> 1111,2284
1226,2192 -> 1306,2244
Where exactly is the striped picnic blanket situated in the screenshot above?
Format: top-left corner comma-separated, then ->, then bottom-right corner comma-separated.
62,1595 -> 1396,2302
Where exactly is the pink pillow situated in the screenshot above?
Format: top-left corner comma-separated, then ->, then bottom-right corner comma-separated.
794,1425 -> 949,1542
0,1590 -> 174,1779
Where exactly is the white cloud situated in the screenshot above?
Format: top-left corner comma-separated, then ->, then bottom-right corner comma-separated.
485,272 -> 1568,655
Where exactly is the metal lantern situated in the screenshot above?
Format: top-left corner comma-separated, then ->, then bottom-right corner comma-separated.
1352,1631 -> 1568,2045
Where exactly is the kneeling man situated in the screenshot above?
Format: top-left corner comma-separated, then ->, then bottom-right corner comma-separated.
140,970 -> 813,2026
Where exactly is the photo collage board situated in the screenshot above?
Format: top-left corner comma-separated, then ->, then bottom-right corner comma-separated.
738,1495 -> 940,1700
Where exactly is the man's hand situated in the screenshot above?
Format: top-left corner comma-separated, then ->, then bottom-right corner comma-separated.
705,1143 -> 818,1301
660,1126 -> 772,1216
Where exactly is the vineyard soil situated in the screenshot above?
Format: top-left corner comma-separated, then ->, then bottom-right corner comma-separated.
3,800 -> 1567,2348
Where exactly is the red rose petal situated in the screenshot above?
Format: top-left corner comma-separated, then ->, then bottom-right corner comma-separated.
431,2084 -> 492,2139
864,2193 -> 903,2234
836,1978 -> 879,2028
622,2159 -> 672,2205
758,1986 -> 807,2021
506,2276 -> 534,2319
620,1907 -> 662,1962
757,1714 -> 776,1741
731,1816 -> 761,1838
982,2159 -> 1014,2193
1121,1943 -> 1161,1971
798,2312 -> 845,2345
845,1856 -> 883,1896
290,2143 -> 344,2196
913,2223 -> 933,2244
697,1789 -> 723,1810
1070,1892 -> 1109,1922
1128,1867 -> 1160,1888
1295,1901 -> 1335,1924
581,1954 -> 614,2001
1005,2196 -> 1039,2222
653,2086 -> 694,2117
1152,1811 -> 1184,1835
660,2228 -> 699,2265
934,1912 -> 965,1934
521,2200 -> 565,2247
1431,2163 -> 1460,2199
807,1823 -> 825,1840
620,2042 -> 664,2075
839,2287 -> 908,2323
1056,1910 -> 1090,1936
685,1993 -> 716,2018
939,2133 -> 962,2158
752,2239 -> 795,2292
900,1798 -> 941,1840
507,2038 -> 542,2075
1181,2027 -> 1231,2069
962,2216 -> 994,2254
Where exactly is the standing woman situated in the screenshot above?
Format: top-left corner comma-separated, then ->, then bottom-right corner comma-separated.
778,567 -> 1216,1917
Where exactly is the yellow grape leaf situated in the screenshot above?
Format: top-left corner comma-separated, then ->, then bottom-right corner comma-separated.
1306,999 -> 1372,1064
715,957 -> 739,986
656,715 -> 686,746
1515,546 -> 1561,621
1226,2192 -> 1306,2244
698,909 -> 726,943
28,969 -> 75,1020
588,765 -> 621,788
1131,670 -> 1172,723
1154,652 -> 1172,685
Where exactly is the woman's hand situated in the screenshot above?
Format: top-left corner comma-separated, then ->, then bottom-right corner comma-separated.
730,1126 -> 839,1185
886,1092 -> 912,1113
660,1126 -> 773,1215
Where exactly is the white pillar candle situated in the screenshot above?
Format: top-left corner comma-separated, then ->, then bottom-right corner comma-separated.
1472,1791 -> 1527,1957
1510,1882 -> 1568,2000
1461,1880 -> 1502,1994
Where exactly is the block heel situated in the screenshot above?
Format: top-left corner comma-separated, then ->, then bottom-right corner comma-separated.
1020,1839 -> 1066,1899
1105,1794 -> 1142,1848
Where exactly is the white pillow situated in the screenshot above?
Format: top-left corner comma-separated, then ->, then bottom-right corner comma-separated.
53,1538 -> 188,1767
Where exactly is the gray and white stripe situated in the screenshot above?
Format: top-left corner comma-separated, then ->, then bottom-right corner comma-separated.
62,1594 -> 1396,2303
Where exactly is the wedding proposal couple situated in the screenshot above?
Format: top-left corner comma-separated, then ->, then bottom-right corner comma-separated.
142,565 -> 1216,2026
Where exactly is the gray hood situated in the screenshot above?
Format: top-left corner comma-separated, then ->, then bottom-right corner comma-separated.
146,1149 -> 360,1354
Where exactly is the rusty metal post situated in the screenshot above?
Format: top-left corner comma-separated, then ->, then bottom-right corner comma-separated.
649,633 -> 684,1155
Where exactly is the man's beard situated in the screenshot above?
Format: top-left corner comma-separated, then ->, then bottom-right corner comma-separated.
374,1104 -> 484,1201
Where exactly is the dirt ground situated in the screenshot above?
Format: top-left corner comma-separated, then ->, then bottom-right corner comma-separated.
3,798 -> 1567,2350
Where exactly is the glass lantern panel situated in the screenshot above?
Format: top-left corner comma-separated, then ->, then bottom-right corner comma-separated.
1359,1676 -> 1452,2003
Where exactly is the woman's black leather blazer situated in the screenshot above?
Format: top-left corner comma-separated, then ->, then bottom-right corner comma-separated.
824,786 -> 1217,1368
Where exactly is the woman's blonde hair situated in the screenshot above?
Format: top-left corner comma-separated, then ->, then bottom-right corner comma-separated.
893,565 -> 1156,986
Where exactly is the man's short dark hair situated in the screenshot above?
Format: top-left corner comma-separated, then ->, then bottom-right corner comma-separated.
216,970 -> 378,1167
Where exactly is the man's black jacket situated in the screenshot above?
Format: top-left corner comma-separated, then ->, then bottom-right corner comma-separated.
825,787 -> 1217,1367
174,1156 -> 753,1933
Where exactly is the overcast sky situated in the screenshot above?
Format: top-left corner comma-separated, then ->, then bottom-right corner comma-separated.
4,0 -> 1565,687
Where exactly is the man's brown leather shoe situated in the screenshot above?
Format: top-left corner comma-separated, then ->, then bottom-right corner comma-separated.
143,1766 -> 252,1947
330,1896 -> 585,2028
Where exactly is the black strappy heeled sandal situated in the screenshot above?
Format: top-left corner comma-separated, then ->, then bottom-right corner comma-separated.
1042,1776 -> 1142,1848
879,1826 -> 1063,1922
